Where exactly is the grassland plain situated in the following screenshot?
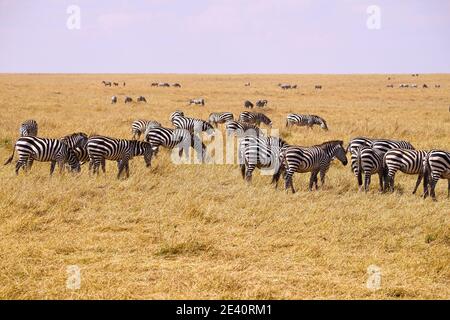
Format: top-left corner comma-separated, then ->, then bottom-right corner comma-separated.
0,74 -> 448,299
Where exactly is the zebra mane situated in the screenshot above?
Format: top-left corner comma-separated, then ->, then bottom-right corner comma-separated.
317,140 -> 343,149
61,132 -> 88,139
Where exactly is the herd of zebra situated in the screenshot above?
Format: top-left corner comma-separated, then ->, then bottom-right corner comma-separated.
4,114 -> 450,201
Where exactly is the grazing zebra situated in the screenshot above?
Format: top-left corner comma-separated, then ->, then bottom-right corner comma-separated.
423,150 -> 450,201
111,96 -> 117,104
279,84 -> 292,90
169,110 -> 185,123
60,132 -> 89,165
131,120 -> 162,140
371,139 -> 415,154
86,136 -> 153,178
19,119 -> 38,137
4,136 -> 80,175
355,146 -> 386,192
285,114 -> 328,130
137,96 -> 147,103
145,127 -> 206,161
159,82 -> 170,87
172,83 -> 182,88
256,100 -> 268,108
124,96 -> 133,103
273,140 -> 348,193
188,98 -> 205,106
208,112 -> 234,128
244,100 -> 254,109
384,149 -> 428,194
225,121 -> 262,137
239,135 -> 289,182
172,116 -> 214,134
102,81 -> 112,87
239,112 -> 272,127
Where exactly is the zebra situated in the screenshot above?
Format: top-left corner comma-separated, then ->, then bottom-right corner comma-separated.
239,112 -> 272,127
172,116 -> 214,134
279,84 -> 291,90
86,136 -> 153,179
111,96 -> 117,104
172,83 -> 182,88
225,121 -> 262,137
423,150 -> 450,201
145,127 -> 206,161
273,140 -> 348,193
131,120 -> 162,140
244,82 -> 251,86
137,96 -> 147,103
244,100 -> 254,109
256,100 -> 268,108
355,146 -> 386,192
151,82 -> 159,87
169,110 -> 185,123
208,112 -> 234,128
102,81 -> 112,87
124,96 -> 133,103
159,82 -> 170,87
384,149 -> 428,194
285,114 -> 328,130
19,119 -> 38,137
315,85 -> 322,90
113,82 -> 119,86
4,136 -> 80,175
239,135 -> 289,182
60,132 -> 89,165
371,139 -> 415,154
347,137 -> 375,188
188,98 -> 205,106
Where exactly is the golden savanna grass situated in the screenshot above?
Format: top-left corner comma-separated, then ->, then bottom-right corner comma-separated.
0,74 -> 449,299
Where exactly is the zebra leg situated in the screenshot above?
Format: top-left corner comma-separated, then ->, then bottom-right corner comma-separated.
430,178 -> 438,201
285,170 -> 295,193
447,179 -> 450,198
101,159 -> 106,173
378,172 -> 384,192
364,172 -> 371,193
15,160 -> 24,175
50,161 -> 57,175
240,163 -> 246,179
245,164 -> 255,182
412,174 -> 423,195
357,171 -> 363,191
319,169 -> 327,189
272,164 -> 284,188
309,172 -> 318,191
117,161 -> 125,179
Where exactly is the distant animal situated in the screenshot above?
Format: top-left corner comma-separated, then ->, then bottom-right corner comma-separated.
399,84 -> 409,88
19,119 -> 38,137
423,150 -> 450,201
131,120 -> 162,140
159,83 -> 170,87
279,84 -> 291,90
86,136 -> 153,179
435,84 -> 441,88
286,114 -> 328,130
354,146 -> 385,192
273,140 -> 348,193
111,96 -> 117,104
208,112 -> 234,128
123,82 -> 126,87
102,81 -> 112,87
239,135 -> 289,183
411,84 -> 418,88
239,112 -> 272,127
4,136 -> 80,175
225,121 -> 262,137
172,83 -> 182,88
244,82 -> 251,87
384,148 -> 428,194
386,84 -> 394,88
151,82 -> 159,87
188,98 -> 205,106
315,85 -> 322,90
137,96 -> 147,103
291,85 -> 298,89
145,127 -> 206,161
124,96 -> 133,103
256,99 -> 268,108
423,84 -> 428,88
113,82 -> 119,86
244,100 -> 254,109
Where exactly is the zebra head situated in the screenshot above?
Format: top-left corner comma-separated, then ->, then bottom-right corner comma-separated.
141,142 -> 153,167
320,119 -> 328,131
203,121 -> 215,135
321,140 -> 348,166
259,114 -> 273,127
67,148 -> 81,173
170,110 -> 184,122
61,132 -> 89,149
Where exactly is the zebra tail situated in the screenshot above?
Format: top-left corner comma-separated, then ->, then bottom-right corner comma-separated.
4,143 -> 16,165
422,153 -> 432,195
357,148 -> 363,185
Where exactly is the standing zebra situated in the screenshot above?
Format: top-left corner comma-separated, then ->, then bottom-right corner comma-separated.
131,120 -> 162,140
111,96 -> 117,104
239,112 -> 272,127
256,100 -> 268,108
347,137 -> 375,188
371,139 -> 415,154
86,136 -> 153,179
225,121 -> 262,137
285,114 -> 328,130
355,146 -> 386,192
208,112 -> 234,128
4,136 -> 80,175
145,127 -> 206,161
423,150 -> 450,201
172,116 -> 214,134
273,140 -> 348,193
124,96 -> 133,103
19,120 -> 38,137
169,110 -> 184,123
239,135 -> 289,182
384,149 -> 428,194
244,100 -> 254,109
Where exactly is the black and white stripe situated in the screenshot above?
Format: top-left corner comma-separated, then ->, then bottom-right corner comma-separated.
285,114 -> 328,130
172,116 -> 214,134
355,146 -> 385,192
384,148 -> 428,194
19,120 -> 38,137
131,120 -> 162,140
86,136 -> 153,178
4,136 -> 80,175
423,150 -> 450,201
239,135 -> 289,182
145,127 -> 206,161
273,140 -> 348,193
169,110 -> 185,123
208,112 -> 234,128
371,139 -> 415,154
239,112 -> 272,127
225,121 -> 262,137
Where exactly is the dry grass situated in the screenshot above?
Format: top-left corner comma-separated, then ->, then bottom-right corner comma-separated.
0,74 -> 449,300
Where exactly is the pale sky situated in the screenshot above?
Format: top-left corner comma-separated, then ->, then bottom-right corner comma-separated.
0,0 -> 449,73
